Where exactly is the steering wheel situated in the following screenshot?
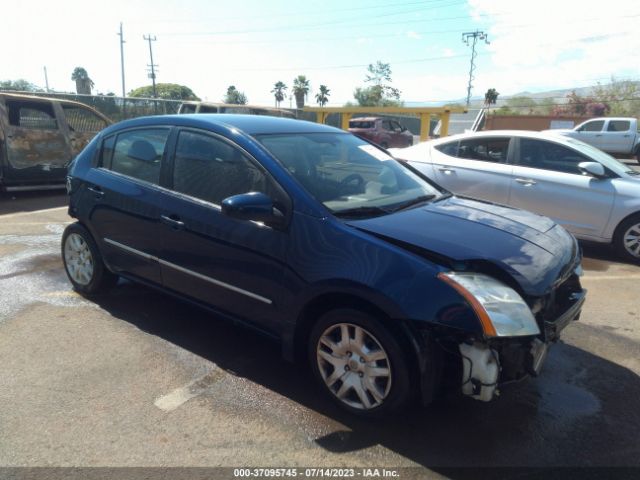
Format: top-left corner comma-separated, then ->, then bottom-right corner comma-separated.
339,173 -> 365,193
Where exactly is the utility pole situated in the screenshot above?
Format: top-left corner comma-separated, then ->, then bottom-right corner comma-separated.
117,23 -> 126,98
143,34 -> 158,98
462,30 -> 489,106
43,66 -> 50,92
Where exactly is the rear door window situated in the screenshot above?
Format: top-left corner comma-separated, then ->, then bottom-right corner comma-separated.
349,121 -> 374,129
457,138 -> 510,163
434,140 -> 460,157
108,129 -> 170,184
607,120 -> 631,132
6,100 -> 58,130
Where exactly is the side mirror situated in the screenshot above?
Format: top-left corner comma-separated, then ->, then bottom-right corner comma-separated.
221,192 -> 285,227
578,161 -> 606,178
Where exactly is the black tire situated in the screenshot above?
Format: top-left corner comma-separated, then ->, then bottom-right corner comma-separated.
61,223 -> 118,294
308,308 -> 412,417
613,214 -> 640,264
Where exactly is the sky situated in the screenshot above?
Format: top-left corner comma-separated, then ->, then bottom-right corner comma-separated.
2,0 -> 639,106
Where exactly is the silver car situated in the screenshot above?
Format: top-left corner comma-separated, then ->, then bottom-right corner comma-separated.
390,130 -> 640,262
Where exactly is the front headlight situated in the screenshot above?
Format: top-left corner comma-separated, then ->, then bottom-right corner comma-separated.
438,272 -> 540,338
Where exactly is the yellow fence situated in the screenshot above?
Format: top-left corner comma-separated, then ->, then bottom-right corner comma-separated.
303,106 -> 467,140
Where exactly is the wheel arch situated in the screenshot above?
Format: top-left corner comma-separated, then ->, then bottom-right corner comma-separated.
288,292 -> 424,393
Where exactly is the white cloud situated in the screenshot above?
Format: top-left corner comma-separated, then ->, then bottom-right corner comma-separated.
467,0 -> 640,95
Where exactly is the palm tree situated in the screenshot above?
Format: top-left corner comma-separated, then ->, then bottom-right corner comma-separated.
315,85 -> 330,107
71,67 -> 94,95
484,88 -> 499,106
292,75 -> 310,109
271,81 -> 287,108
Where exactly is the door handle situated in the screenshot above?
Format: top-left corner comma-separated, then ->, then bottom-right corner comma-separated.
160,214 -> 185,230
438,166 -> 455,174
515,178 -> 537,186
87,185 -> 104,198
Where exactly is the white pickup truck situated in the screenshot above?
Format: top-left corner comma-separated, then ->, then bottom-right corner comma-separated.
548,117 -> 640,163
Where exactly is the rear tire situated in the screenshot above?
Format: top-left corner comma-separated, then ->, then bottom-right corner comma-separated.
61,223 -> 118,294
308,308 -> 412,417
613,214 -> 640,264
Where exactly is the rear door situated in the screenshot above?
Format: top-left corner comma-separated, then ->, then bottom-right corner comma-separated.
1,98 -> 71,185
429,136 -> 514,204
509,137 -> 615,238
158,128 -> 290,333
84,127 -> 171,284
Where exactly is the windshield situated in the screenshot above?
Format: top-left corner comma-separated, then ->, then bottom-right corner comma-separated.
256,132 -> 442,215
563,137 -> 635,176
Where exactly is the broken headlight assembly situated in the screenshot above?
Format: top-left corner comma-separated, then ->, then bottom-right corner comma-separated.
438,272 -> 540,338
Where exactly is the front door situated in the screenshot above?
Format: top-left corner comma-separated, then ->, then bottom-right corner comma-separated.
0,98 -> 71,185
158,129 -> 290,333
509,137 -> 614,239
575,119 -> 606,150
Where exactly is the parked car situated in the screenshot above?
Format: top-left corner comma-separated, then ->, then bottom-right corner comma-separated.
545,117 -> 640,163
0,93 -> 111,191
348,117 -> 414,148
390,130 -> 640,263
62,115 -> 584,416
178,101 -> 296,119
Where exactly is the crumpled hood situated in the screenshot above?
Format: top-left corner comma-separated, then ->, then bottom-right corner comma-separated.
347,196 -> 578,296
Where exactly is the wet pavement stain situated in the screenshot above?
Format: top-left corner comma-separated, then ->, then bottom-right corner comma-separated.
0,224 -> 92,320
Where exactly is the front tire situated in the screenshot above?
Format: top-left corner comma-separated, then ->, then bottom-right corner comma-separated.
614,214 -> 640,264
308,309 -> 411,416
61,223 -> 118,294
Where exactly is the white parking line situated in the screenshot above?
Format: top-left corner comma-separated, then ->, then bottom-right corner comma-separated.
1,206 -> 68,220
582,274 -> 640,281
154,369 -> 225,412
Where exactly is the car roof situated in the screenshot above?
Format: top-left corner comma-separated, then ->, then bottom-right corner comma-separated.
103,114 -> 344,136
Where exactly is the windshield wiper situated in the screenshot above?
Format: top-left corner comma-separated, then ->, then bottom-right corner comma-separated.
389,194 -> 436,212
333,206 -> 391,218
625,170 -> 640,176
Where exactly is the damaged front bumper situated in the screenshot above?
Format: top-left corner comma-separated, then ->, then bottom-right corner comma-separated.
457,288 -> 586,402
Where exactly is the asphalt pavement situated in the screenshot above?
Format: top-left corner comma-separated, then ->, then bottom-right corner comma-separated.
0,190 -> 639,478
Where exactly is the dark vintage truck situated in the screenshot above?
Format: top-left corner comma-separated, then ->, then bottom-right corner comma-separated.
0,93 -> 110,191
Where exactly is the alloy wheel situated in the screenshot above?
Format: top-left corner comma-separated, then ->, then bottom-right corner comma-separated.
64,233 -> 95,285
623,222 -> 640,258
316,323 -> 392,410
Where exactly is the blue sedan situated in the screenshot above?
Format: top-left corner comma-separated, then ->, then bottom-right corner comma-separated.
62,115 -> 585,416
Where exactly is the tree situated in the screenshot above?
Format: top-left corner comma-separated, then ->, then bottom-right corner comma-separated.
224,85 -> 248,104
315,85 -> 330,107
592,77 -> 640,117
71,67 -> 95,95
0,79 -> 41,92
353,61 -> 401,107
292,75 -> 310,109
484,88 -> 499,106
129,83 -> 200,100
271,81 -> 287,108
552,91 -> 610,117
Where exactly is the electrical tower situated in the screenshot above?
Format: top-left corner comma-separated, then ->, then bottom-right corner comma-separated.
462,30 -> 489,106
143,34 -> 158,98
